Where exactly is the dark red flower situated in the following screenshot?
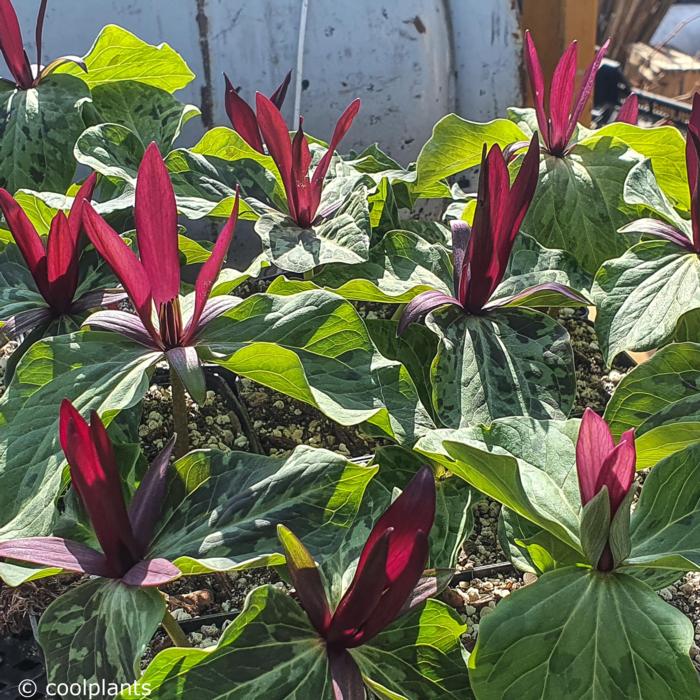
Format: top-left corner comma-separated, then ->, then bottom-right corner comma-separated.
224,71 -> 291,152
616,93 -> 639,125
524,31 -> 610,157
0,0 -> 85,89
256,94 -> 361,228
279,467 -> 436,698
0,400 -> 180,587
576,408 -> 636,571
399,135 -> 587,334
81,142 -> 240,352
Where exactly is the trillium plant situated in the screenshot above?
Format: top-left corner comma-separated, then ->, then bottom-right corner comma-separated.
0,10 -> 700,700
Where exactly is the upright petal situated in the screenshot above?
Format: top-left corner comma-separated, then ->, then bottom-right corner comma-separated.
616,93 -> 639,125
595,428 -> 636,515
82,203 -> 158,342
135,143 -> 180,304
128,435 -> 176,554
224,75 -> 264,152
184,191 -> 239,341
356,467 -> 435,585
311,99 -> 361,188
277,525 -> 332,635
524,31 -> 549,147
46,211 -> 79,310
687,95 -> 700,252
67,172 -> 98,238
269,69 -> 292,109
0,189 -> 49,300
548,41 -> 577,152
291,118 -> 314,226
0,0 -> 33,88
576,408 -> 615,506
568,39 -> 610,145
59,400 -> 140,578
256,92 -> 297,221
34,0 -> 48,71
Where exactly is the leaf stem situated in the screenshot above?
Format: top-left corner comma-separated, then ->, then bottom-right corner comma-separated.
161,608 -> 191,648
170,366 -> 190,459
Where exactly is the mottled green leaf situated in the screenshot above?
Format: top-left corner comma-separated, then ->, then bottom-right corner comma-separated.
75,123 -> 144,184
427,306 -> 575,427
91,81 -> 200,150
0,76 -> 89,192
255,187 -> 371,274
39,579 -> 164,694
200,291 -> 433,444
416,115 -> 527,187
0,332 -> 158,538
593,241 -> 700,364
416,417 -> 582,553
523,138 -> 644,274
469,566 -> 700,700
149,446 -> 377,573
57,25 -> 194,92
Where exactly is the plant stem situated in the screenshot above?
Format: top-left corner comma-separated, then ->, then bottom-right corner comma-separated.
170,366 -> 190,459
161,608 -> 191,648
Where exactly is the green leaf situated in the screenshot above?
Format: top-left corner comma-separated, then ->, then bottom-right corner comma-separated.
268,229 -> 452,303
416,417 -> 583,552
427,306 -> 575,426
121,585 -> 332,699
353,600 -> 471,699
75,123 -> 144,184
469,566 -> 700,700
624,442 -> 700,578
57,25 -> 194,92
39,579 -> 164,690
604,341 -> 700,441
0,241 -> 48,321
254,188 -> 371,274
593,241 -> 700,364
0,76 -> 90,192
200,290 -> 433,444
588,122 -> 689,210
0,562 -> 62,586
416,115 -> 527,187
90,81 -> 200,150
523,138 -> 644,274
149,446 -> 376,573
0,332 -> 158,538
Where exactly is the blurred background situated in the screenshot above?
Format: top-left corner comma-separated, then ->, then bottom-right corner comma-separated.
5,0 -> 699,160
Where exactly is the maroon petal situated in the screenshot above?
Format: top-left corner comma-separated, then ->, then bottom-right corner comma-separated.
568,38 -> 610,146
277,525 -> 332,636
256,92 -> 297,221
128,435 -> 176,553
619,218 -> 694,252
34,0 -> 48,72
351,530 -> 429,646
326,529 -> 391,646
548,41 -> 578,153
687,94 -> 700,199
135,143 -> 180,305
67,172 -> 98,237
82,309 -> 161,349
595,428 -> 636,516
311,99 -> 361,189
617,93 -> 639,125
328,648 -> 365,700
687,120 -> 700,254
183,190 -> 239,342
0,188 -> 50,301
0,536 -> 110,577
46,211 -> 80,310
224,75 -> 264,152
121,558 -> 181,587
291,118 -> 315,227
357,467 -> 435,586
59,401 -> 140,577
524,31 -> 549,148
397,290 -> 462,335
82,203 -> 159,342
0,0 -> 33,88
269,70 -> 292,109
576,408 -> 615,506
